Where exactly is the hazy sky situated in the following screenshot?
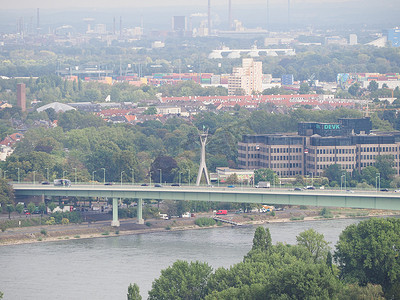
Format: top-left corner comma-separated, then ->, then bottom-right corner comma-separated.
0,0 -> 370,10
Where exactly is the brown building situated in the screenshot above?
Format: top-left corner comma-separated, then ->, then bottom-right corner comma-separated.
238,118 -> 400,177
17,83 -> 26,112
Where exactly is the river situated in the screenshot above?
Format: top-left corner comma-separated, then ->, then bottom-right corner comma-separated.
0,218 -> 363,299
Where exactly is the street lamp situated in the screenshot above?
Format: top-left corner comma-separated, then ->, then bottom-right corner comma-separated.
101,168 -> 106,184
158,169 -> 162,184
149,171 -> 153,186
179,172 -> 182,186
92,171 -> 96,184
121,171 -> 125,186
187,169 -> 190,186
376,173 -> 381,192
340,175 -> 344,191
45,168 -> 49,182
131,169 -> 134,185
33,171 -> 36,184
310,172 -> 313,187
16,168 -> 20,183
63,171 -> 67,179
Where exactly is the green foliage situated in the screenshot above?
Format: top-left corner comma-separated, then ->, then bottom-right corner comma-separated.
320,207 -> 333,218
27,202 -> 36,214
254,168 -> 278,185
339,283 -> 385,300
0,178 -> 14,208
48,202 -> 57,213
195,217 -> 216,227
334,217 -> 400,293
251,227 -> 272,253
127,283 -> 142,300
15,203 -> 24,214
40,228 -> 47,235
6,204 -> 15,219
150,155 -> 178,183
296,229 -> 331,263
148,260 -> 213,300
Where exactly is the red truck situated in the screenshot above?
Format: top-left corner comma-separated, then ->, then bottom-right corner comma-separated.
216,210 -> 228,215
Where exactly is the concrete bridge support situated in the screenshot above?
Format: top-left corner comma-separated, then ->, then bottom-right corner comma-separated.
137,198 -> 144,224
111,198 -> 120,227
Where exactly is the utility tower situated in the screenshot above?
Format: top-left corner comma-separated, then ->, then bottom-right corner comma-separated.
196,128 -> 211,186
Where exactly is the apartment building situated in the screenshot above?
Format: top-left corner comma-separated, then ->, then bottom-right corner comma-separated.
238,117 -> 400,177
228,58 -> 262,95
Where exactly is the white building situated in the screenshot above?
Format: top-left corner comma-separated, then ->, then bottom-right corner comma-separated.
228,58 -> 263,95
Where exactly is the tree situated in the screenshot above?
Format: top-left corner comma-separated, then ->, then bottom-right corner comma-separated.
127,283 -> 142,300
334,218 -> 400,293
48,202 -> 57,213
323,164 -> 343,184
144,106 -> 157,115
148,260 -> 213,300
368,80 -> 379,93
0,178 -> 14,208
375,155 -> 396,187
348,82 -> 361,97
38,202 -> 47,216
15,203 -> 24,216
6,204 -> 14,219
251,226 -> 272,252
225,173 -> 239,184
254,168 -> 278,185
360,166 -> 380,186
296,229 -> 330,263
299,82 -> 311,94
27,202 -> 36,215
150,155 -> 178,184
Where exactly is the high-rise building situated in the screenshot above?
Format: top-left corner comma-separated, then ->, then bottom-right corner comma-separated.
281,74 -> 294,85
17,83 -> 26,112
349,34 -> 358,45
172,16 -> 187,32
228,58 -> 262,95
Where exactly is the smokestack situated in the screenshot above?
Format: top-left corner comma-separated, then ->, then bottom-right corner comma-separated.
208,0 -> 211,33
17,83 -> 26,112
36,8 -> 40,33
266,0 -> 270,30
120,16 -> 122,37
228,0 -> 232,30
113,17 -> 116,35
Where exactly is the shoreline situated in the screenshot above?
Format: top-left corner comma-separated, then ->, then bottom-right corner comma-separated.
1,209 -> 398,246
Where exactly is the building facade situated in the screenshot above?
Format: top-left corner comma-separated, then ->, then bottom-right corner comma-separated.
238,118 -> 400,177
228,58 -> 262,95
17,83 -> 26,112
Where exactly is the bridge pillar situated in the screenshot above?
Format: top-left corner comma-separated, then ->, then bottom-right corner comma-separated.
111,198 -> 120,227
137,199 -> 144,224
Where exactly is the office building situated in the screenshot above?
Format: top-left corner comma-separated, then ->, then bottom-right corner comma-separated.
172,16 -> 187,32
281,74 -> 294,85
238,117 -> 400,177
17,83 -> 26,112
228,58 -> 262,95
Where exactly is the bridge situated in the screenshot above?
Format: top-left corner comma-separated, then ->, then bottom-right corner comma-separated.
13,184 -> 400,227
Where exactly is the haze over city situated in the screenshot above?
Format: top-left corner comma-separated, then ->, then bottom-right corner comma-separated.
1,0 -> 399,33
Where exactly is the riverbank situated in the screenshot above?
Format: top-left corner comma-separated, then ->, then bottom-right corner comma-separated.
1,207 -> 399,246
